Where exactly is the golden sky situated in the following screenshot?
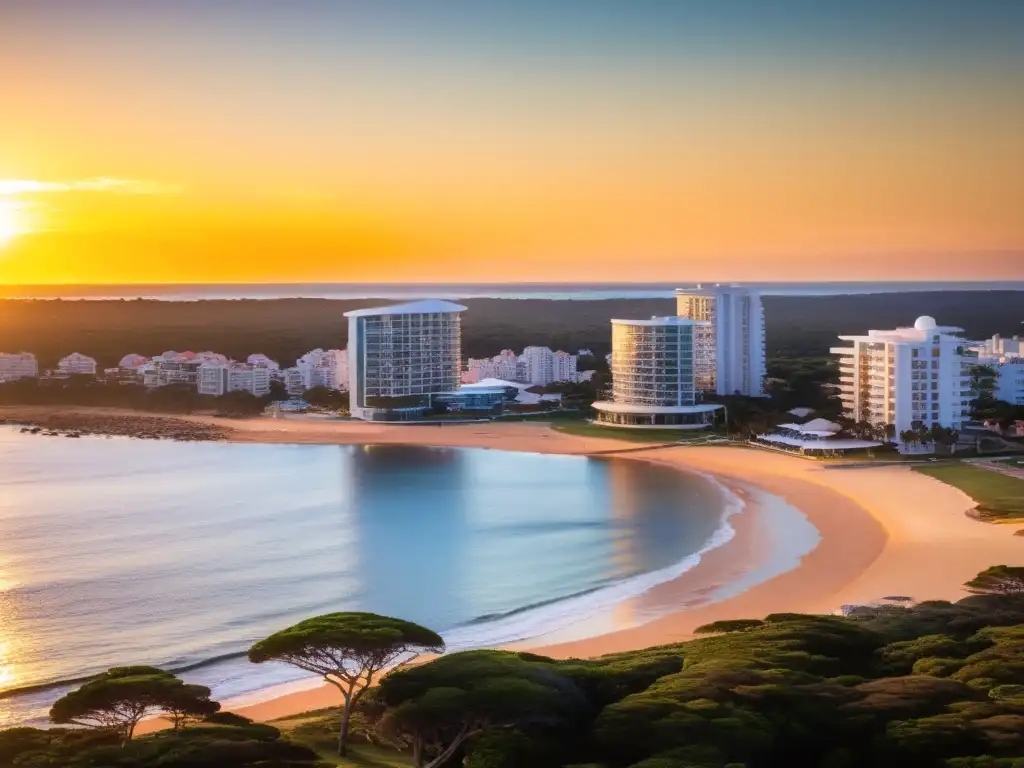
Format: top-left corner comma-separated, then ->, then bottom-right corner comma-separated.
1,2 -> 1022,284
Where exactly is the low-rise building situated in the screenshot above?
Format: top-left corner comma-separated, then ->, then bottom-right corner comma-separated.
197,362 -> 272,397
0,352 -> 39,383
296,348 -> 347,390
56,352 -> 98,376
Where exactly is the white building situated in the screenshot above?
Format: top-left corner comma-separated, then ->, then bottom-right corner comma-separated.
141,351 -> 207,388
0,352 -> 39,383
118,354 -> 150,370
521,346 -> 555,386
247,353 -> 280,371
345,300 -> 466,421
296,348 -> 348,390
832,316 -> 973,436
197,362 -> 272,397
967,335 -> 1024,407
553,350 -> 577,384
971,334 -> 1023,359
593,317 -> 722,429
995,362 -> 1024,406
282,367 -> 306,396
675,285 -> 766,396
56,352 -> 98,376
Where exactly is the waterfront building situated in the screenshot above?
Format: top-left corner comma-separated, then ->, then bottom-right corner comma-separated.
296,348 -> 347,390
230,363 -> 272,397
197,362 -> 272,397
56,352 -> 98,376
282,367 -> 306,396
593,317 -> 722,429
141,351 -> 207,388
521,346 -> 555,386
674,285 -> 766,396
0,352 -> 39,383
832,316 -> 973,436
345,300 -> 466,421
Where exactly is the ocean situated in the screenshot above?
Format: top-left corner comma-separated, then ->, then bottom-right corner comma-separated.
3,280 -> 1023,301
0,428 -> 762,727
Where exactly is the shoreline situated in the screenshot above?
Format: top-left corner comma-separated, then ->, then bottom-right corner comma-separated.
3,407 -> 1019,729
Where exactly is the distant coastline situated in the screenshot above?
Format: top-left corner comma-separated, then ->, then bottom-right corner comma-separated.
3,279 -> 1024,301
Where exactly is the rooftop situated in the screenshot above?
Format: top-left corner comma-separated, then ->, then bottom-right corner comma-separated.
344,299 -> 468,318
611,316 -> 711,327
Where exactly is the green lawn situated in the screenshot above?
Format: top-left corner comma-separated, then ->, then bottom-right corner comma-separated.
913,463 -> 1024,521
551,420 -> 726,444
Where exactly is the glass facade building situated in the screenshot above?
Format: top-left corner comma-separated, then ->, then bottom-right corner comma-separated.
346,300 -> 466,420
594,317 -> 722,429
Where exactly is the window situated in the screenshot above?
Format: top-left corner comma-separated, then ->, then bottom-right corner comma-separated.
912,348 -> 920,358
931,348 -> 941,357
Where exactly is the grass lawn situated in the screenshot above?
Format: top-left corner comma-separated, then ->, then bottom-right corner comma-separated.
913,463 -> 1024,521
551,420 -> 726,443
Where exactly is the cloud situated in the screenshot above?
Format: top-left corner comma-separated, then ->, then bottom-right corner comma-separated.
0,178 -> 182,196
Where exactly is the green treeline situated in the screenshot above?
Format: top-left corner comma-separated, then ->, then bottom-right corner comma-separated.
1,566 -> 1022,768
2,292 -> 1022,369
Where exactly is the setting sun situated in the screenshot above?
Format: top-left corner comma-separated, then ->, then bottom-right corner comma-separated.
0,202 -> 21,247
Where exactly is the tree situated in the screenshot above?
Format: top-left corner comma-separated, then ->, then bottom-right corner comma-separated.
372,650 -> 577,768
161,683 -> 221,731
49,666 -> 218,745
248,612 -> 444,757
968,364 -> 1000,420
964,566 -> 1024,596
214,390 -> 267,417
303,386 -> 349,411
693,619 -> 766,634
899,429 -> 918,451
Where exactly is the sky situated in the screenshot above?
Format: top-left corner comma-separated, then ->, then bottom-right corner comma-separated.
0,0 -> 1022,285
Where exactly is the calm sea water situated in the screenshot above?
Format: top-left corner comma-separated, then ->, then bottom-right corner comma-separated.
0,429 -> 731,727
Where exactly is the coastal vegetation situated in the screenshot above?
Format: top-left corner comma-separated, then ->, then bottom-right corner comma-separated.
248,613 -> 446,757
914,464 -> 1024,522
3,292 -> 1023,370
2,567 -> 1022,767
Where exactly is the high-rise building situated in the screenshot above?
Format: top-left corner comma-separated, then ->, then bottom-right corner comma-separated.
56,353 -> 98,376
345,300 -> 466,420
592,317 -> 722,429
553,350 -> 577,384
674,285 -> 765,396
0,352 -> 39,383
521,346 -> 555,386
832,316 -> 973,435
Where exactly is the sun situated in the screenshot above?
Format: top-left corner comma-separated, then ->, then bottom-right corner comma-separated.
0,201 -> 22,246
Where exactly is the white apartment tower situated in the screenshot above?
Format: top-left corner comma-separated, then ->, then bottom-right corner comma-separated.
832,316 -> 973,435
675,285 -> 765,396
592,317 -> 722,429
345,300 -> 466,420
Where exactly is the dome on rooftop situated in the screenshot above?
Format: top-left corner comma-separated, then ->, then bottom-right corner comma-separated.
914,316 -> 937,330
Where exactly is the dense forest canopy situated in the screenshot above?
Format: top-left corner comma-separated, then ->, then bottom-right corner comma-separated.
1,291 -> 1021,369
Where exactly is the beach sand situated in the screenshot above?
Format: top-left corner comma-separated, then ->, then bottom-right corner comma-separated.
175,416 -> 1019,724
7,409 -> 1016,728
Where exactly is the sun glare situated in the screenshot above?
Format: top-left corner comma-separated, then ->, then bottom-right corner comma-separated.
0,202 -> 21,247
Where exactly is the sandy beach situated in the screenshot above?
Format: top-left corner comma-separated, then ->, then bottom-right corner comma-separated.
4,408 -> 1018,726
185,415 -> 1019,723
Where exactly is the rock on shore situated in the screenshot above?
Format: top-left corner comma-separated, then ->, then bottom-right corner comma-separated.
1,412 -> 229,442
